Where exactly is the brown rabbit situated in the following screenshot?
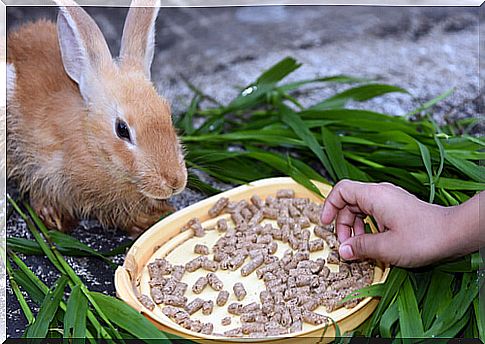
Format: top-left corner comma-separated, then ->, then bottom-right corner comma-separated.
7,0 -> 187,236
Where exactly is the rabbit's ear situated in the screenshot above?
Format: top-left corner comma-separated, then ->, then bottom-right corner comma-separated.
55,0 -> 112,88
119,0 -> 160,79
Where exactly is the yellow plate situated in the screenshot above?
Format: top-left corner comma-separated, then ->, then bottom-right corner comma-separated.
115,177 -> 390,342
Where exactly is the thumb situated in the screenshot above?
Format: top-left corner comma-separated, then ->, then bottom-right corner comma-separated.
339,232 -> 391,262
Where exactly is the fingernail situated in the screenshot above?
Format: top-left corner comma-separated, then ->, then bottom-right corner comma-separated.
340,244 -> 354,259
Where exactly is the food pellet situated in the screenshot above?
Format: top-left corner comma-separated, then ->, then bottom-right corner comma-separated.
289,320 -> 303,333
308,238 -> 325,252
138,294 -> 155,311
162,305 -> 180,317
327,251 -> 340,264
302,310 -> 330,325
314,225 -> 333,239
216,218 -> 228,232
202,300 -> 214,315
185,298 -> 204,315
190,320 -> 203,332
192,276 -> 208,294
276,189 -> 295,198
201,258 -> 219,272
241,254 -> 264,277
200,323 -> 214,335
173,282 -> 188,296
164,295 -> 187,307
250,195 -> 265,209
185,218 -> 205,237
194,244 -> 209,255
150,287 -> 164,304
233,282 -> 247,301
242,302 -> 260,313
207,273 -> 224,291
221,317 -> 232,326
209,197 -> 229,217
228,253 -> 246,271
162,278 -> 178,294
185,256 -> 204,272
242,322 -> 265,334
171,265 -> 185,281
216,290 -> 230,306
224,327 -> 243,337
227,302 -> 243,315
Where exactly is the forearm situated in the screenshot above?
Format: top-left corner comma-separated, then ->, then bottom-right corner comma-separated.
445,192 -> 483,259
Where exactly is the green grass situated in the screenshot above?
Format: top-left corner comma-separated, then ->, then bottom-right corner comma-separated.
6,56 -> 484,341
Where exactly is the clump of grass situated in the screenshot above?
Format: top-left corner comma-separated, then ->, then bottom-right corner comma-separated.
6,56 -> 484,340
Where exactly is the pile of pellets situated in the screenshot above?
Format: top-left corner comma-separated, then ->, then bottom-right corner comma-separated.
138,189 -> 374,337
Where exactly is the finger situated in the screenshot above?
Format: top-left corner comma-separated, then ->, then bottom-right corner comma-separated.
339,231 -> 394,262
321,179 -> 377,225
335,206 -> 356,243
353,216 -> 365,236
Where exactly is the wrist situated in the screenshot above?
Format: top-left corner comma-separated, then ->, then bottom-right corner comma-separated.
441,195 -> 481,259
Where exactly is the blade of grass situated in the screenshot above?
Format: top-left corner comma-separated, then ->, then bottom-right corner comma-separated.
64,285 -> 88,342
180,74 -> 222,106
321,126 -> 349,180
187,173 -> 222,195
445,153 -> 485,183
8,237 -> 46,256
90,291 -> 168,340
6,259 -> 35,325
438,308 -> 472,338
421,270 -> 454,330
25,275 -> 68,338
433,136 -> 445,182
406,88 -> 454,117
415,140 -> 435,203
48,231 -> 116,268
364,267 -> 407,336
224,57 -> 301,112
425,272 -> 478,336
410,173 -> 485,191
7,196 -> 65,273
379,301 -> 399,338
177,94 -> 200,135
436,252 -> 482,272
280,104 -> 336,180
7,237 -> 132,259
341,283 -> 386,303
277,75 -> 369,92
397,276 -> 424,337
10,268 -> 47,306
286,155 -> 323,197
101,240 -> 133,257
474,298 -> 484,341
310,84 -> 409,110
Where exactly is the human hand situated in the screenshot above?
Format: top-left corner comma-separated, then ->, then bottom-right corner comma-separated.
320,180 -> 481,268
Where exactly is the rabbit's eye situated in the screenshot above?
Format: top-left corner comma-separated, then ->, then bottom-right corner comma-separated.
116,119 -> 132,143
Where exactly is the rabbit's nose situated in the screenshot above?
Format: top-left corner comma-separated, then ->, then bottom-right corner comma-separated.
165,171 -> 187,191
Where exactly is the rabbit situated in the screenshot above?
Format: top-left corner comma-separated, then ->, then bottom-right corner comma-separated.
6,0 -> 187,237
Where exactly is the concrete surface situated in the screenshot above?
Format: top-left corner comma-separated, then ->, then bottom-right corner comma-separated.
6,5 -> 481,337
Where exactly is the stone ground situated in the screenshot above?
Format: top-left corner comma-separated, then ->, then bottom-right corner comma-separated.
6,5 -> 482,337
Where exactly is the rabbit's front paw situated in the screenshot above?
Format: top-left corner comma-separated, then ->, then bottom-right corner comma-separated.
127,202 -> 175,238
30,198 -> 78,232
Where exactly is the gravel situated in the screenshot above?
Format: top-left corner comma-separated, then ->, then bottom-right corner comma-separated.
5,5 -> 481,337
